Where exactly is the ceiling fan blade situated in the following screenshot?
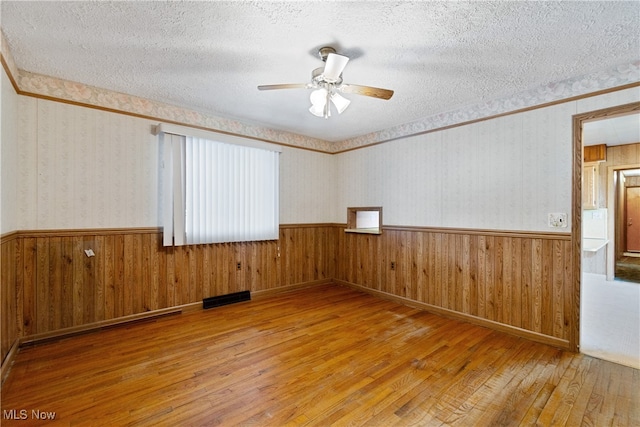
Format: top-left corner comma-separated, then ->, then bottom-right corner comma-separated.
323,53 -> 349,81
339,84 -> 394,100
258,83 -> 308,91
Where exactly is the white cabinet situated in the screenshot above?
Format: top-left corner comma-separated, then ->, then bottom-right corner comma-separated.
583,162 -> 599,210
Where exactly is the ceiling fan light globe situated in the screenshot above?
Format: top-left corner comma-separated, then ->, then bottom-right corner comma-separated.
323,53 -> 349,82
309,103 -> 325,117
310,88 -> 328,105
330,93 -> 351,114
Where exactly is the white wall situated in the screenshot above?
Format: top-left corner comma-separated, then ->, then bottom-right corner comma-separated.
1,66 -> 19,234
14,97 -> 337,230
337,87 -> 640,232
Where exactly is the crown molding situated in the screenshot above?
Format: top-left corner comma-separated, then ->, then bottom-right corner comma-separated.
333,61 -> 640,152
2,30 -> 638,155
1,30 -> 19,92
16,69 -> 334,153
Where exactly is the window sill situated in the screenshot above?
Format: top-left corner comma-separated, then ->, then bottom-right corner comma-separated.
344,228 -> 382,235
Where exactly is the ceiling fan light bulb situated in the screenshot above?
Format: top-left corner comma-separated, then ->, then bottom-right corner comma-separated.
330,93 -> 351,114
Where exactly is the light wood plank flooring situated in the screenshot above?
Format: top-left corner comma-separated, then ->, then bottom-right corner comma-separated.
2,284 -> 638,426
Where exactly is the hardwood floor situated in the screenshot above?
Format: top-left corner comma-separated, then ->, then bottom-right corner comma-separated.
616,256 -> 640,282
2,284 -> 637,426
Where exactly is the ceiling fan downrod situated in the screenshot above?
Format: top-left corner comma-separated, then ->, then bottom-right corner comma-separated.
324,83 -> 331,119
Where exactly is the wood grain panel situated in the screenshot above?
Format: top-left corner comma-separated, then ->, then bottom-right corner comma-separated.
335,227 -> 573,347
1,235 -> 19,366
2,225 -> 336,352
21,237 -> 36,337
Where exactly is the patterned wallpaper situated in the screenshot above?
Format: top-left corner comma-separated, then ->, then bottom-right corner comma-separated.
2,31 -> 639,231
13,96 -> 339,230
6,79 -> 640,231
0,31 -> 18,81
333,62 -> 640,152
338,88 -> 640,232
336,109 -> 567,232
1,69 -> 19,234
279,147 -> 339,224
14,63 -> 639,155
16,98 -> 159,229
17,70 -> 333,153
2,31 -> 638,154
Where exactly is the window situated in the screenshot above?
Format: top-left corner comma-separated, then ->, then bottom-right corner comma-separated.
345,207 -> 382,234
158,124 -> 281,246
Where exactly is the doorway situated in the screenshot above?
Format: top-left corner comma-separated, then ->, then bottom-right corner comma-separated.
615,169 -> 640,282
624,183 -> 640,253
576,103 -> 640,367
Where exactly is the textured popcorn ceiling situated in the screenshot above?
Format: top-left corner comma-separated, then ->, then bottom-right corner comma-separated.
1,1 -> 639,142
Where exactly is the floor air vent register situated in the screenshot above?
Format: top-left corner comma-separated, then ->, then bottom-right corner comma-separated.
203,291 -> 251,309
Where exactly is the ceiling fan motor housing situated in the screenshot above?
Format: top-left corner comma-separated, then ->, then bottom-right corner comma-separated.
312,67 -> 342,86
317,46 -> 337,62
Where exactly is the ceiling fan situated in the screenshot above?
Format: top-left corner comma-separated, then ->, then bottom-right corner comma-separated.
258,47 -> 394,119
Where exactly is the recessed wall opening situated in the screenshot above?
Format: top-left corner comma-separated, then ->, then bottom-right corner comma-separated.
345,207 -> 382,234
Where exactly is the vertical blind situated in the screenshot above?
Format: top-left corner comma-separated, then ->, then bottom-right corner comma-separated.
160,126 -> 280,246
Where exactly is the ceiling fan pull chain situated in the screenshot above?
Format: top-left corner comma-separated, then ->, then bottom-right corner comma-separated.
324,83 -> 331,118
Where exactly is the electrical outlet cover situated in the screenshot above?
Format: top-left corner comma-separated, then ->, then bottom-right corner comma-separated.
548,213 -> 568,228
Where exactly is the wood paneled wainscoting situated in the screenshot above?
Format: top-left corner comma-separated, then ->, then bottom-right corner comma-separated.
335,226 -> 573,350
2,224 -> 574,380
1,233 -> 20,375
1,224 -> 337,375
